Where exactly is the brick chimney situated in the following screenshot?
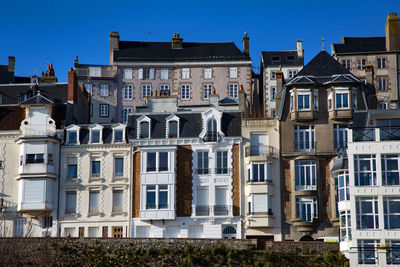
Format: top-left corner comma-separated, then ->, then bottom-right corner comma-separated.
243,33 -> 250,57
68,68 -> 77,103
8,56 -> 15,72
39,64 -> 58,83
171,33 -> 183,49
296,40 -> 303,58
110,31 -> 120,65
274,71 -> 285,115
386,12 -> 400,51
365,64 -> 374,85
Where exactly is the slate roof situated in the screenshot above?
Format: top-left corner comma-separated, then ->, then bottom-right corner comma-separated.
0,65 -> 31,84
261,51 -> 303,66
114,41 -> 250,62
0,83 -> 68,104
0,106 -> 25,130
66,125 -> 127,145
127,111 -> 242,140
333,37 -> 386,54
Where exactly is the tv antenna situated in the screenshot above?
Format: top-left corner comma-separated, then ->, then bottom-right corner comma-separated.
145,32 -> 152,41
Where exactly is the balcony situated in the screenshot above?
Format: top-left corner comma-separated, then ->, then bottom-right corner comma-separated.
245,145 -> 278,158
214,205 -> 229,216
328,108 -> 352,121
203,131 -> 221,142
195,205 -> 210,216
246,210 -> 275,228
290,110 -> 318,122
294,141 -> 315,152
193,205 -> 233,217
351,127 -> 400,142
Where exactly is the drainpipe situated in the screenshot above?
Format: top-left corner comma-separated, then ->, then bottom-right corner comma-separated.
396,53 -> 400,108
56,131 -> 62,237
129,148 -> 140,238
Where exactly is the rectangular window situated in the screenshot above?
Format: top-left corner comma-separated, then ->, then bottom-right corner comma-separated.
181,84 -> 190,100
230,67 -> 238,78
338,171 -> 349,201
91,160 -> 101,177
43,216 -> 53,228
229,83 -> 238,98
354,155 -> 377,186
252,163 -> 265,183
99,104 -> 109,117
89,67 -> 101,77
295,161 -> 316,190
100,84 -> 109,96
182,68 -> 190,79
146,185 -> 156,209
146,185 -> 168,210
288,70 -> 297,79
146,152 -> 156,172
26,154 -> 44,164
158,185 -> 168,209
271,71 -> 276,79
114,129 -> 124,142
122,108 -> 132,124
358,240 -> 378,264
204,68 -> 212,79
216,151 -> 228,174
377,58 -> 386,69
378,102 -> 388,110
272,56 -> 280,62
334,124 -> 348,150
123,84 -> 133,100
342,59 -> 351,70
296,196 -> 317,222
84,83 -> 92,95
357,58 -> 366,69
290,92 -> 294,111
142,84 -> 151,99
67,157 -> 77,179
168,121 -> 178,138
88,227 -> 98,237
197,151 -> 209,174
382,154 -> 400,185
340,210 -> 351,241
297,90 -> 311,110
327,89 -> 333,110
91,130 -> 100,144
89,191 -> 100,214
13,218 -> 26,237
160,84 -> 169,96
112,189 -> 123,213
139,68 -> 154,80
124,68 -> 132,80
114,157 -> 124,177
294,125 -> 315,151
270,87 -> 276,100
160,69 -> 168,80
378,77 -> 387,91
335,90 -> 349,109
248,193 -> 270,215
356,197 -> 379,229
384,197 -> 400,229
140,121 -> 149,138
159,152 -> 168,172
313,90 -> 319,110
203,84 -> 212,99
66,191 -> 76,214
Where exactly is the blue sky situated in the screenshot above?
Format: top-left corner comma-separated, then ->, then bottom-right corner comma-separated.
0,0 -> 399,82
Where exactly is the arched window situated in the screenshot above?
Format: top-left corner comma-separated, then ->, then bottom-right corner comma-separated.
223,226 -> 236,235
206,119 -> 217,142
140,122 -> 149,138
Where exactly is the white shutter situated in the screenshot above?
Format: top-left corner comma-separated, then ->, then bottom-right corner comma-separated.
26,143 -> 45,153
149,68 -> 155,79
88,227 -> 98,237
204,68 -> 212,79
96,68 -> 101,77
124,68 -> 132,80
197,188 -> 209,205
138,68 -> 143,80
253,194 -> 267,212
250,133 -> 267,146
161,69 -> 168,80
113,190 -> 123,210
23,179 -> 44,202
215,187 -> 228,205
182,68 -> 190,79
89,191 -> 99,212
89,67 -> 96,77
136,226 -> 150,237
230,67 -> 237,78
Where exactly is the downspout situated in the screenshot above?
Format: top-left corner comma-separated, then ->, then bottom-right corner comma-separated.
396,53 -> 399,108
56,130 -> 62,237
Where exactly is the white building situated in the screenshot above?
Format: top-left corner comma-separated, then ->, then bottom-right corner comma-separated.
337,110 -> 400,265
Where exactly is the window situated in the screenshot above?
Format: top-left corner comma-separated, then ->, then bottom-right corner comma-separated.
182,68 -> 190,79
354,155 -> 377,186
382,154 -> 400,185
146,152 -> 168,172
296,196 -> 317,222
26,154 -> 44,164
67,130 -> 78,144
159,152 -> 168,171
287,55 -> 295,61
248,194 -> 271,215
147,152 -> 156,172
123,68 -> 132,80
297,89 -> 311,110
112,226 -> 123,238
387,240 -> 400,265
146,185 -> 168,209
271,71 -> 276,79
100,84 -> 109,96
327,89 -> 333,110
230,67 -> 237,78
90,129 -> 101,144
341,59 -> 351,70
89,67 -> 101,77
384,197 -> 400,229
251,163 -> 265,183
271,87 -> 276,99
123,108 -> 132,124
168,120 -> 178,138
338,171 -> 349,201
64,228 -> 75,237
290,91 -> 294,111
112,189 -> 123,213
216,151 -> 228,174
197,151 -> 209,174
340,210 -> 351,241
89,190 -> 100,214
114,129 -> 124,142
43,216 -> 53,228
181,84 -> 190,100
139,68 -> 154,80
13,218 -> 26,237
378,77 -> 387,91
114,157 -> 124,177
313,90 -> 319,110
99,104 -> 109,117
294,125 -> 315,151
295,161 -> 316,190
160,69 -> 168,80
377,58 -> 386,69
358,240 -> 378,265
357,58 -> 366,69
335,89 -> 349,109
334,124 -> 348,150
160,84 -> 169,96
91,160 -> 101,177
203,84 -> 212,99
65,191 -> 76,214
88,227 -> 98,237
67,157 -> 77,179
378,102 -> 388,110
123,84 -> 133,100
356,197 -> 379,229
204,68 -> 212,79
139,121 -> 150,138
288,70 -> 297,79
272,56 -> 281,62
142,84 -> 151,99
229,83 -> 238,99
205,119 -> 218,142
84,83 -> 92,95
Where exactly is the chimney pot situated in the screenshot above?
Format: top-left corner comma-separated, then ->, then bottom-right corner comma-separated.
172,33 -> 183,49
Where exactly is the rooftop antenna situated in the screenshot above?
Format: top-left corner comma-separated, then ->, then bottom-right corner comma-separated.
321,36 -> 325,51
145,32 -> 152,41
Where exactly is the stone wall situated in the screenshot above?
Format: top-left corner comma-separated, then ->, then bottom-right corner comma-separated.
265,241 -> 339,254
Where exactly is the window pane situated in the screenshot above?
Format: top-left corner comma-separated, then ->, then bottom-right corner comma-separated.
146,185 -> 156,209
113,190 -> 123,212
91,161 -> 100,177
140,122 -> 149,138
89,191 -> 99,213
147,153 -> 156,172
169,121 -> 177,138
159,152 -> 168,171
114,158 -> 123,176
159,185 -> 168,209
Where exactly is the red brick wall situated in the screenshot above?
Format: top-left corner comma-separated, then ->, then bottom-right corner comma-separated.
176,145 -> 193,217
232,144 -> 240,216
132,147 -> 141,218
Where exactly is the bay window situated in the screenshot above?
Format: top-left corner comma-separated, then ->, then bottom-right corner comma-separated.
340,210 -> 351,241
356,197 -> 379,229
384,197 -> 400,229
146,151 -> 169,172
338,171 -> 349,201
295,160 -> 316,190
334,124 -> 348,150
297,89 -> 311,110
248,193 -> 271,215
146,185 -> 168,209
335,88 -> 349,109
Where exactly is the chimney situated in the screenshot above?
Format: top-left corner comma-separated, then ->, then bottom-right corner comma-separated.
39,64 -> 58,83
110,31 -> 120,65
296,40 -> 303,58
171,33 -> 183,49
238,85 -> 249,117
365,64 -> 374,85
243,33 -> 250,57
74,56 -> 79,67
68,68 -> 77,103
386,12 -> 400,51
274,71 -> 285,116
8,56 -> 15,72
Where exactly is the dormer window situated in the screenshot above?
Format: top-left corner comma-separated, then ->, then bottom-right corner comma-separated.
137,116 -> 151,139
200,108 -> 223,143
166,115 -> 180,138
114,130 -> 123,142
112,124 -> 126,143
66,125 -> 80,145
297,89 -> 311,111
89,125 -> 103,144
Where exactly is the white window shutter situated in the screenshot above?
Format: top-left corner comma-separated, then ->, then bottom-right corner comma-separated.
182,68 -> 189,79
161,69 -> 168,80
139,68 -> 143,80
230,67 -> 237,78
150,68 -> 155,79
124,69 -> 132,80
253,194 -> 267,212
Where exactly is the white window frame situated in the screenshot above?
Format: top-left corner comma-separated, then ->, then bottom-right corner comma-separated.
123,84 -> 133,100
166,114 -> 180,138
357,58 -> 366,69
89,124 -> 103,144
112,189 -> 124,213
66,125 -> 80,145
89,190 -> 100,215
288,70 -> 297,79
181,84 -> 190,100
248,193 -> 271,216
378,102 -> 388,110
295,160 -> 316,190
145,151 -> 169,172
124,68 -> 133,80
271,70 -> 276,79
377,57 -> 386,69
294,125 -> 315,151
112,123 -> 126,143
65,191 -> 77,214
145,184 -> 169,210
90,158 -> 101,178
67,157 -> 78,179
122,107 -> 132,124
160,68 -> 169,80
356,197 -> 379,229
114,157 -> 124,177
335,88 -> 350,109
203,84 -> 212,99
197,151 -> 209,175
381,154 -> 400,186
339,210 -> 351,241
100,84 -> 109,97
341,59 -> 351,70
137,116 -> 151,139
378,77 -> 387,91
313,89 -> 319,110
296,196 -> 318,222
160,84 -> 169,96
354,155 -> 377,186
141,84 -> 151,99
297,89 -> 311,111
229,83 -> 238,99
248,162 -> 271,183
338,171 -> 349,201
216,150 -> 228,174
334,124 -> 348,150
99,104 -> 109,117
89,67 -> 101,77
383,197 -> 400,229
230,67 -> 238,78
290,90 -> 294,111
327,89 -> 333,110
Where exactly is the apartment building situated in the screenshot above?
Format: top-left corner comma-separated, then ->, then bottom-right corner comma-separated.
242,118 -> 281,247
336,110 -> 400,265
129,94 -> 243,238
260,41 -> 304,118
332,12 -> 400,110
276,50 -> 376,241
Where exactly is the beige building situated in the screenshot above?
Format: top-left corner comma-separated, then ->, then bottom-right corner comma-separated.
332,12 -> 400,110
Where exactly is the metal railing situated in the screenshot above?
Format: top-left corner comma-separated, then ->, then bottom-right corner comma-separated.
357,248 -> 376,264
245,145 -> 279,158
387,248 -> 400,265
195,205 -> 210,216
214,205 -> 229,215
352,127 -> 376,141
194,168 -> 211,175
247,178 -> 273,184
248,209 -> 274,216
334,141 -> 348,151
380,127 -> 400,141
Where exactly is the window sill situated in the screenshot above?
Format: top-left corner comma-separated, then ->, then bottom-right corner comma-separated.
111,211 -> 125,216
64,212 -> 77,216
88,212 -> 101,217
89,177 -> 103,182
